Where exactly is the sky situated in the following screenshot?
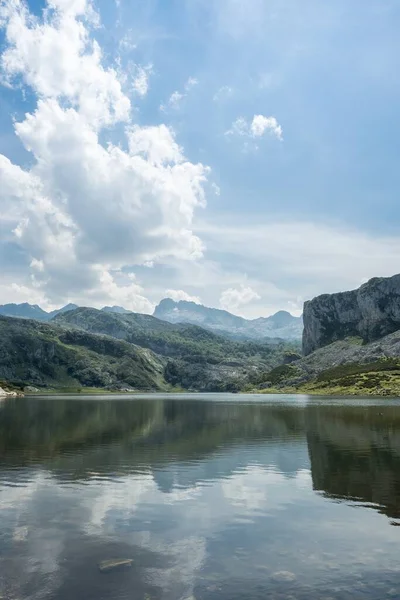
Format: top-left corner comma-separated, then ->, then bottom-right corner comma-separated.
0,0 -> 400,318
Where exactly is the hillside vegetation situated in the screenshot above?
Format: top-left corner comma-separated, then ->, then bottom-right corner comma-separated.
0,316 -> 166,391
53,307 -> 284,360
54,308 -> 297,391
0,308 -> 297,393
251,331 -> 400,396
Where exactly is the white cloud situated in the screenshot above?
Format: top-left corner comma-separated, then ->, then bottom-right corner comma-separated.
47,0 -> 91,17
196,217 -> 400,314
86,269 -> 155,313
128,123 -> 184,166
165,289 -> 201,303
185,76 -> 198,90
0,1 -> 208,308
213,85 -> 233,102
161,90 -> 184,111
30,258 -> 44,272
226,114 -> 283,141
219,284 -> 260,311
0,281 -> 47,306
250,114 -> 283,140
211,182 -> 220,196
226,116 -> 248,136
160,76 -> 198,111
1,1 -> 129,128
132,64 -> 152,97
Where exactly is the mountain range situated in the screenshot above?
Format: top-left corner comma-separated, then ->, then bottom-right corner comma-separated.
0,302 -> 79,321
4,273 -> 400,396
0,300 -> 303,340
0,307 -> 296,393
154,299 -> 303,340
0,302 -> 133,321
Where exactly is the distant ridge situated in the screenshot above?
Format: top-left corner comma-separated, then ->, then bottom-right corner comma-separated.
154,299 -> 303,340
0,303 -> 79,321
101,305 -> 133,314
0,300 -> 303,340
0,303 -> 49,320
0,302 -> 134,321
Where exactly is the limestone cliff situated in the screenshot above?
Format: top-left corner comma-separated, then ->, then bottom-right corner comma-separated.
303,274 -> 400,355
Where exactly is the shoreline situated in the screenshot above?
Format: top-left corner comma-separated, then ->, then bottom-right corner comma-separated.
16,387 -> 400,399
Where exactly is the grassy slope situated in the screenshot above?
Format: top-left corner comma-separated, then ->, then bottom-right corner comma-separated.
253,332 -> 400,396
0,308 -> 297,392
53,308 -> 297,391
299,361 -> 400,396
53,307 -> 288,361
0,316 -> 167,391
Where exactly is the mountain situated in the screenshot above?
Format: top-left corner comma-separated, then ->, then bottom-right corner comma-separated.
0,302 -> 79,321
154,299 -> 303,340
251,273 -> 400,396
53,307 -> 296,392
0,315 -> 166,391
0,302 -> 49,320
48,303 -> 79,319
0,299 -> 303,341
101,305 -> 133,314
303,273 -> 400,355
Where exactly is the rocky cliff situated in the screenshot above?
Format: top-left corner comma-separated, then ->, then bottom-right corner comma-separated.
303,274 -> 400,355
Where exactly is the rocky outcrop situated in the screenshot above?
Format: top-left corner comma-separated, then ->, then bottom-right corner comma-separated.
303,274 -> 400,355
0,386 -> 20,397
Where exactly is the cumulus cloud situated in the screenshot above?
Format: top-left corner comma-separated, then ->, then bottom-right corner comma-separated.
219,284 -> 260,312
165,289 -> 201,303
226,114 -> 283,141
250,115 -> 283,139
0,1 -> 208,309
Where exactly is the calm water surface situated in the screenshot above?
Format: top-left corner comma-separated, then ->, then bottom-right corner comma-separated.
1,394 -> 400,600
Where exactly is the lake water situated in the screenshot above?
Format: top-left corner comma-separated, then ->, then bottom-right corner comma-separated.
1,394 -> 400,600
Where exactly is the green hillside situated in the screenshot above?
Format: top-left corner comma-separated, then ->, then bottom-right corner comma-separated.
53,307 -> 284,360
0,307 -> 297,392
53,308 -> 298,391
0,316 -> 166,391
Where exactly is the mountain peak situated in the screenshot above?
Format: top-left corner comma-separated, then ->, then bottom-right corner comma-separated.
101,305 -> 132,314
154,299 -> 303,340
0,303 -> 48,320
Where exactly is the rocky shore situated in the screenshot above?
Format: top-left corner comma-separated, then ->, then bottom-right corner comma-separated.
0,386 -> 23,398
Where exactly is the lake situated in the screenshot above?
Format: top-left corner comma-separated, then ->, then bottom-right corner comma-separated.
1,394 -> 400,600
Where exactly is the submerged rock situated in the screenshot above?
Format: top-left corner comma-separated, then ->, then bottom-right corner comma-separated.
98,559 -> 133,573
270,570 -> 296,582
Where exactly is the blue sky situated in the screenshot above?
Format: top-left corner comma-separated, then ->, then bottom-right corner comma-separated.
1,0 -> 400,317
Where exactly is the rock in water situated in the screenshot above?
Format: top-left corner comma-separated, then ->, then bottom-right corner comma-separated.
98,559 -> 133,573
303,274 -> 400,355
271,570 -> 296,582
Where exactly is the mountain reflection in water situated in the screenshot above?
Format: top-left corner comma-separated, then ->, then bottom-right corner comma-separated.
1,394 -> 400,600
